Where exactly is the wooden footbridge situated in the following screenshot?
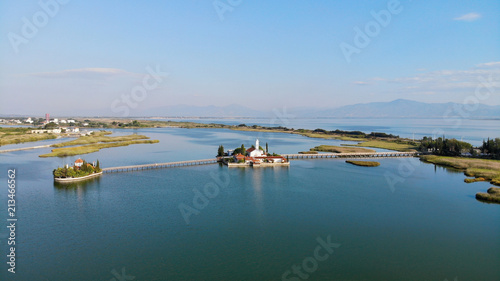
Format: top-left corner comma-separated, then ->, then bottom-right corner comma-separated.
101,152 -> 418,173
282,151 -> 418,159
102,159 -> 218,173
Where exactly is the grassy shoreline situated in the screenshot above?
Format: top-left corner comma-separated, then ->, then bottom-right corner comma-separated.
310,145 -> 375,153
342,140 -> 418,152
51,131 -> 150,147
39,130 -> 160,157
420,155 -> 500,186
2,119 -> 413,152
40,139 -> 159,157
0,127 -> 57,146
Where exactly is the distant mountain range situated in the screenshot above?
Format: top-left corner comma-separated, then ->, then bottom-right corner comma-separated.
2,99 -> 498,119
140,99 -> 500,119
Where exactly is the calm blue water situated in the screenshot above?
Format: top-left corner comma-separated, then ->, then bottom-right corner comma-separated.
0,127 -> 499,281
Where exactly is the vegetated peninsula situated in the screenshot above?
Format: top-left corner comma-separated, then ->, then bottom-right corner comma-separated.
40,131 -> 159,157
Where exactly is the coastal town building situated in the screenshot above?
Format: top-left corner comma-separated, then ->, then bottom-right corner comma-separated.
31,127 -> 80,134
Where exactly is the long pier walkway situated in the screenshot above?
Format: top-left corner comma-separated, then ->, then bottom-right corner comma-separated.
282,151 -> 418,159
102,152 -> 418,174
102,159 -> 218,173
0,144 -> 52,153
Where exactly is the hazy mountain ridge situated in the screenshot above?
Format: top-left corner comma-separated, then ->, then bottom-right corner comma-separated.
140,99 -> 500,118
309,99 -> 500,118
2,99 -> 498,118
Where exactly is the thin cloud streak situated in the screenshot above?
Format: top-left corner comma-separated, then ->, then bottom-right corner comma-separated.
358,62 -> 500,94
22,68 -> 142,80
453,12 -> 481,22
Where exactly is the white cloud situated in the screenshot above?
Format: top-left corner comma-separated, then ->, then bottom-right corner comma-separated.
374,62 -> 500,93
24,68 -> 141,80
353,81 -> 369,85
477,61 -> 500,68
453,12 -> 481,22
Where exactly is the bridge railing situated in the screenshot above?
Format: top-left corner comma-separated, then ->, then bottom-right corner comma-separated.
102,158 -> 218,173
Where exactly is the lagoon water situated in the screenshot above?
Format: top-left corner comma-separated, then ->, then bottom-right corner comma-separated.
158,117 -> 500,146
1,125 -> 499,280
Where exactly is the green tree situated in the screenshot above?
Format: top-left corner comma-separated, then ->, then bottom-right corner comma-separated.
266,142 -> 268,153
67,168 -> 76,178
53,168 -> 62,178
44,122 -> 58,129
217,145 -> 225,157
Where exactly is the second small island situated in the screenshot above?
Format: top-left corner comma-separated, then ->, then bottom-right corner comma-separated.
345,160 -> 380,167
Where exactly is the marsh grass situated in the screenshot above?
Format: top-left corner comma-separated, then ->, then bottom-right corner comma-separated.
421,155 -> 500,186
476,187 -> 500,204
311,145 -> 375,153
346,160 -> 380,167
0,127 -> 57,146
51,131 -> 149,147
464,177 -> 486,183
343,140 -> 417,152
40,140 -> 159,157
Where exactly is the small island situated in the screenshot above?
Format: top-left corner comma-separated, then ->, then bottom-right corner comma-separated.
217,139 -> 289,167
53,158 -> 102,183
476,187 -> 500,204
346,160 -> 380,167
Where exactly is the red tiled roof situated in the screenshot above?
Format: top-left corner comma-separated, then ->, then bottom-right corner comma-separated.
247,147 -> 256,153
75,158 -> 83,163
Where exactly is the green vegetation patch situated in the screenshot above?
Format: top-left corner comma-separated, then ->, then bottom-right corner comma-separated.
310,145 -> 375,153
476,187 -> 500,204
0,127 -> 56,146
51,131 -> 149,147
346,160 -> 380,167
464,177 -> 487,183
40,140 -> 159,157
420,155 -> 500,186
343,140 -> 417,152
298,151 -> 319,154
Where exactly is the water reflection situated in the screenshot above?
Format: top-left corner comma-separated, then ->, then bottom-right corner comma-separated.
430,163 -> 464,174
251,168 -> 264,217
54,176 -> 101,192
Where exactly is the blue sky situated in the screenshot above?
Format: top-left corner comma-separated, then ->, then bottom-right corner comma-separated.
0,0 -> 499,116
